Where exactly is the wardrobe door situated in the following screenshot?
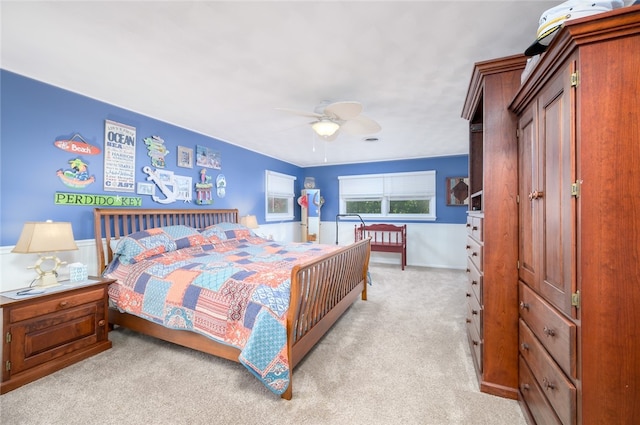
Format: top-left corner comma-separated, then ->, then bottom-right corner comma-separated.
536,60 -> 577,317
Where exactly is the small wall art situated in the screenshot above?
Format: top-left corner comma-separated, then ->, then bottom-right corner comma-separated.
177,145 -> 193,168
196,145 -> 222,169
446,177 -> 469,206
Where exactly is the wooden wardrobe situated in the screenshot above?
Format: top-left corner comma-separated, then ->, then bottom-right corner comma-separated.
509,6 -> 640,425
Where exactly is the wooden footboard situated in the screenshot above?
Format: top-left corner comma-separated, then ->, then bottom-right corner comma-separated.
94,207 -> 370,400
283,237 -> 370,399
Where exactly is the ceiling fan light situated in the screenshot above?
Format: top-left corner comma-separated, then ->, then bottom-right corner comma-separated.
312,119 -> 340,137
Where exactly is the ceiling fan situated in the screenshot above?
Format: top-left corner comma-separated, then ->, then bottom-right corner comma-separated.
278,101 -> 381,141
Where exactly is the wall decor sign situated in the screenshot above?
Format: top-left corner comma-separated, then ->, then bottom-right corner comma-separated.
177,146 -> 193,168
54,192 -> 142,207
446,177 -> 469,206
195,169 -> 213,204
143,135 -> 169,168
196,145 -> 221,169
143,166 -> 178,204
54,133 -> 101,155
104,120 -> 136,192
56,158 -> 95,188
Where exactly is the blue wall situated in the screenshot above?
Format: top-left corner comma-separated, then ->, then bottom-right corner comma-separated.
0,70 -> 468,246
0,70 -> 302,245
305,155 -> 469,224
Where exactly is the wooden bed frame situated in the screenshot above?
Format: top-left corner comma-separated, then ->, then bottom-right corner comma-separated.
93,208 -> 370,399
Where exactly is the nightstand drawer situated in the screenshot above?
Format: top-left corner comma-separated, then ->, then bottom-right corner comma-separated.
9,303 -> 105,374
9,287 -> 107,323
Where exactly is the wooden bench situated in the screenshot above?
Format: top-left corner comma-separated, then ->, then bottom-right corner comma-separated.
355,223 -> 407,270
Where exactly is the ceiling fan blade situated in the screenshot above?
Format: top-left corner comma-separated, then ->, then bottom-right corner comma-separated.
324,101 -> 363,120
340,115 -> 381,135
276,107 -> 322,119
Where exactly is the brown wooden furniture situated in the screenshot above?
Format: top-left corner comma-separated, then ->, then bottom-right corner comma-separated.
509,6 -> 640,424
1,278 -> 113,394
461,54 -> 527,399
354,223 -> 407,270
93,207 -> 371,400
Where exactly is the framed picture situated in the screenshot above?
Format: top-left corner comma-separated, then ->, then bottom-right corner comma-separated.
177,146 -> 193,168
446,177 -> 469,206
137,182 -> 155,196
196,145 -> 222,169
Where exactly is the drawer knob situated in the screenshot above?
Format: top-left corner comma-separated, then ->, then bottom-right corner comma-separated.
466,292 -> 472,297
98,320 -> 106,327
466,223 -> 471,227
466,245 -> 471,250
543,326 -> 556,337
519,301 -> 530,311
521,383 -> 530,392
471,309 -> 478,315
466,319 -> 471,324
472,252 -> 478,257
471,280 -> 478,285
472,340 -> 479,346
520,342 -> 529,351
542,378 -> 556,391
59,301 -> 68,308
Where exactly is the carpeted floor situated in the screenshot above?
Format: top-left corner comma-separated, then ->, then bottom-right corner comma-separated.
0,264 -> 526,425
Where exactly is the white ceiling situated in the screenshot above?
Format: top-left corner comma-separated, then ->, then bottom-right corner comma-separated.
1,0 -> 559,167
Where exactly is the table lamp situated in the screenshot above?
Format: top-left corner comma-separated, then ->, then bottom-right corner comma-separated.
240,215 -> 259,229
11,221 -> 79,287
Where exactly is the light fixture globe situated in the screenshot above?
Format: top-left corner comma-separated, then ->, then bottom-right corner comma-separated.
311,119 -> 340,137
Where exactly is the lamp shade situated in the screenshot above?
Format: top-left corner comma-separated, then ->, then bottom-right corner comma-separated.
240,215 -> 259,229
12,221 -> 78,253
311,119 -> 340,137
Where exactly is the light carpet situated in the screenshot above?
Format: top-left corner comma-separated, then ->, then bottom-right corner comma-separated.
0,264 -> 526,425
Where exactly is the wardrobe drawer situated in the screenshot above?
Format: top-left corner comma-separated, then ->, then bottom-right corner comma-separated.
466,291 -> 482,337
466,237 -> 483,272
519,319 -> 576,425
466,313 -> 482,372
466,215 -> 483,241
519,282 -> 576,378
466,258 -> 483,304
519,356 -> 563,425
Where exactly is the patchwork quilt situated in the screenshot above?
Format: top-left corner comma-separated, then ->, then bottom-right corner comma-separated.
103,223 -> 340,395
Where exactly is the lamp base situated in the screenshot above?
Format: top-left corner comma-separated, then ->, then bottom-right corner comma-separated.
36,272 -> 61,288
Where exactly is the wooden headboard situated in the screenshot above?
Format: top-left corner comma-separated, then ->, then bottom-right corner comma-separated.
94,208 -> 239,273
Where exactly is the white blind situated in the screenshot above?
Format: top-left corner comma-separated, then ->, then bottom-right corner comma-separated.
339,176 -> 384,197
385,171 -> 435,196
339,171 -> 434,198
266,170 -> 295,196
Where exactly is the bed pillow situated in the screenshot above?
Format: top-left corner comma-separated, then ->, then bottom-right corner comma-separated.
201,222 -> 256,241
114,225 -> 208,264
210,222 -> 257,240
200,224 -> 228,242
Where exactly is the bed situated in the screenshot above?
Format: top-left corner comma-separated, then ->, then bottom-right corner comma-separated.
93,208 -> 371,399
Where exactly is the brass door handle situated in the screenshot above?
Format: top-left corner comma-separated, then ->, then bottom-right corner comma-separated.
528,190 -> 544,200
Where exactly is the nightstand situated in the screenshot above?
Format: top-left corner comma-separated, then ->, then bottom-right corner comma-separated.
0,277 -> 113,394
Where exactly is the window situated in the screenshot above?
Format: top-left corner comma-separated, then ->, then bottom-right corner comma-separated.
265,170 -> 296,221
338,171 -> 436,220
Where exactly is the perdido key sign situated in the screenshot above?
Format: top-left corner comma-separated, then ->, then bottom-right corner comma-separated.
104,120 -> 136,192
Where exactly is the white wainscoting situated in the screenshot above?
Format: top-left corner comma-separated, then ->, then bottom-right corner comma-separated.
0,221 -> 466,293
